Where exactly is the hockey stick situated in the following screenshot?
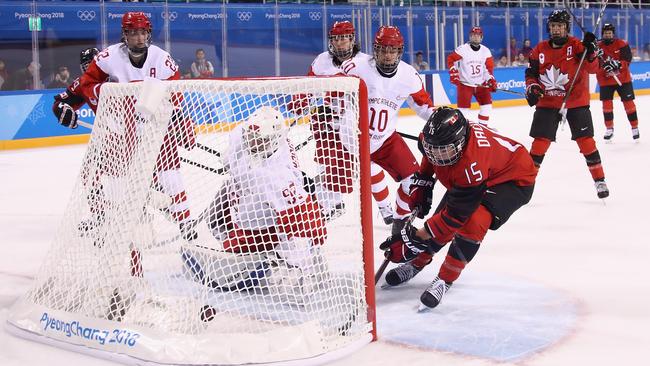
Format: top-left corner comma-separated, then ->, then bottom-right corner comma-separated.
375,208 -> 419,285
398,131 -> 419,141
559,0 -> 610,128
196,142 -> 221,157
563,0 -> 621,86
471,84 -> 527,97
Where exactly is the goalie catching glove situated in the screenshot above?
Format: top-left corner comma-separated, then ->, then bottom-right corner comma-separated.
379,224 -> 438,263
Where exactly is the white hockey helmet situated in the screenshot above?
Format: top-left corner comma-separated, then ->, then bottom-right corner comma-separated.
243,106 -> 286,160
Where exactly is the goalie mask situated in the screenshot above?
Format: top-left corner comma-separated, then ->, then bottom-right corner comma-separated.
243,106 -> 287,161
421,107 -> 469,166
328,21 -> 356,62
79,47 -> 99,73
122,12 -> 152,57
373,26 -> 404,76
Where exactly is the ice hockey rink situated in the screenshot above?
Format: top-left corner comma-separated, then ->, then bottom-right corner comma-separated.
1,96 -> 649,366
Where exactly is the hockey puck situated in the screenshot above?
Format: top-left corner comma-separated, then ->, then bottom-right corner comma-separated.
200,304 -> 215,322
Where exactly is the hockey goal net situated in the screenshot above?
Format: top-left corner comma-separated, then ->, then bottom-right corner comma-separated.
8,76 -> 374,365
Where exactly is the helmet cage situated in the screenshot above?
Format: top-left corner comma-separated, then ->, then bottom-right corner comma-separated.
242,107 -> 286,161
328,33 -> 355,60
422,135 -> 466,166
373,43 -> 403,75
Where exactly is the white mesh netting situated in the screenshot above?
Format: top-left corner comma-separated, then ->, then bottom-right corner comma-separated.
8,77 -> 373,365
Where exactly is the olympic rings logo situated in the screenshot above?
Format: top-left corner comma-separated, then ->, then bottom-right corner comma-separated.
237,12 -> 252,22
309,12 -> 321,21
77,10 -> 96,22
162,11 -> 178,21
425,13 -> 434,21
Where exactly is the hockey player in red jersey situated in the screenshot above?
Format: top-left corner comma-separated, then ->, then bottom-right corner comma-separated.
379,107 -> 536,310
596,23 -> 640,141
342,26 -> 436,234
525,9 -> 609,199
52,47 -> 99,129
77,12 -> 197,240
446,26 -> 497,126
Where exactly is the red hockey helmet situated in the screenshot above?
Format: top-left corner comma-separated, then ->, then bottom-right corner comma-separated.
469,26 -> 483,46
121,12 -> 152,56
122,12 -> 152,33
328,21 -> 356,61
373,26 -> 404,75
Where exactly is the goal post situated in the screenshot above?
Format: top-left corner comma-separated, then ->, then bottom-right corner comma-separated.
7,76 -> 375,365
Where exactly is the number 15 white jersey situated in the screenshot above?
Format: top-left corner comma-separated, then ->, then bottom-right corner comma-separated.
448,43 -> 494,87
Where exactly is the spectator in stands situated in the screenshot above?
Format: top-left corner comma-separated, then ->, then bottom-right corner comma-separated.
413,51 -> 429,72
4,61 -> 42,91
508,37 -> 519,62
190,48 -> 214,78
512,52 -> 528,67
0,59 -> 8,90
496,55 -> 509,68
47,66 -> 71,89
521,39 -> 533,59
631,47 -> 642,62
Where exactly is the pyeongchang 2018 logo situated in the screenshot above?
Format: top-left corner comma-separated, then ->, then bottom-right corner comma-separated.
237,12 -> 252,22
78,10 -> 96,21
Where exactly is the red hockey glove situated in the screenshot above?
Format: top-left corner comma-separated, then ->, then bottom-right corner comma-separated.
408,172 -> 436,218
53,101 -> 78,129
525,83 -> 544,107
449,66 -> 460,86
482,75 -> 498,92
379,224 -> 436,263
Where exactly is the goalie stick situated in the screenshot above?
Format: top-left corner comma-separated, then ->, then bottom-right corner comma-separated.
563,0 -> 622,87
559,0 -> 610,128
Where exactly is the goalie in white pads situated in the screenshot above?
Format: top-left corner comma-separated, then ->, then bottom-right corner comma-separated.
182,106 -> 329,305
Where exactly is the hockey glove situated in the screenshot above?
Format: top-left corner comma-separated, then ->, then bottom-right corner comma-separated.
53,101 -> 78,129
379,224 -> 436,263
409,172 -> 436,218
482,75 -> 498,92
603,59 -> 622,73
449,66 -> 460,86
525,83 -> 544,107
582,32 -> 598,56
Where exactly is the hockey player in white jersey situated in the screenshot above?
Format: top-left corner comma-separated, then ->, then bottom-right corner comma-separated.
342,25 -> 436,234
447,26 -> 497,126
184,106 -> 328,304
77,12 -> 197,241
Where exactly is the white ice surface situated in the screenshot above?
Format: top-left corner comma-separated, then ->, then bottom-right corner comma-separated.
2,97 -> 650,365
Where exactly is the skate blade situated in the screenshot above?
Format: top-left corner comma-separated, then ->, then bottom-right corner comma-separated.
417,303 -> 432,313
380,283 -> 397,290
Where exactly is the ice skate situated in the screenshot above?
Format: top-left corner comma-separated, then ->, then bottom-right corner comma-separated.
632,127 -> 640,141
604,128 -> 614,141
595,179 -> 610,199
382,262 -> 422,289
418,276 -> 452,312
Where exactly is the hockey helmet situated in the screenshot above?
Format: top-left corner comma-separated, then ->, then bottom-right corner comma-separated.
469,26 -> 483,46
121,12 -> 152,56
373,26 -> 404,76
79,47 -> 99,73
547,9 -> 571,45
328,21 -> 356,61
421,107 -> 469,166
601,23 -> 616,44
243,106 -> 287,160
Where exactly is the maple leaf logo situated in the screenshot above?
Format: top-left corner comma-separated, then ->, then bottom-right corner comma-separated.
539,65 -> 569,93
